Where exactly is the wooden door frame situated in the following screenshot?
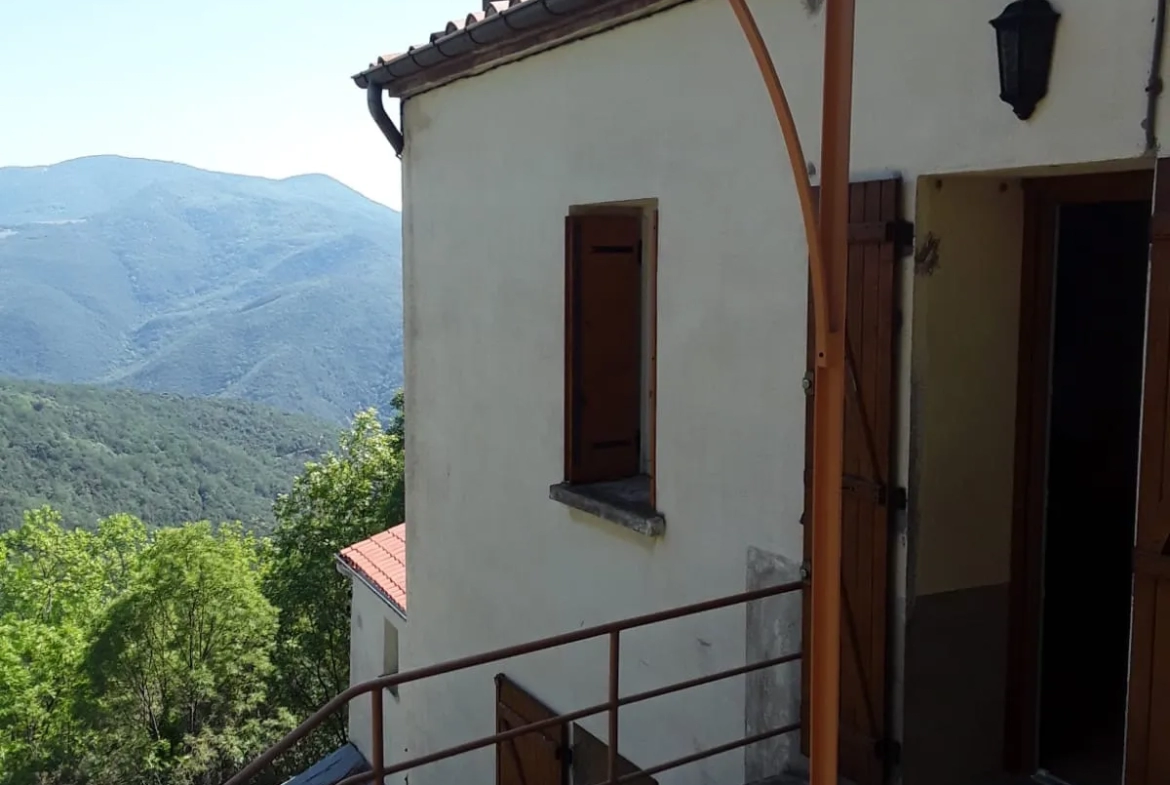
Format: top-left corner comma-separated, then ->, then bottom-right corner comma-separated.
1003,168 -> 1155,773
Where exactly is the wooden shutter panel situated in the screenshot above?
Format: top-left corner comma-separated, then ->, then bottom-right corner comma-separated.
496,675 -> 567,785
1126,159 -> 1170,785
800,177 -> 900,785
571,724 -> 659,785
565,214 -> 643,484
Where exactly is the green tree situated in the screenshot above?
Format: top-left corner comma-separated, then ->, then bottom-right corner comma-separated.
0,378 -> 337,535
0,615 -> 84,782
388,388 -> 405,441
263,408 -> 405,763
0,508 -> 147,783
81,522 -> 289,785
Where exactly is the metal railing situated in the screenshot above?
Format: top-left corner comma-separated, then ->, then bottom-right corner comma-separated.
224,580 -> 803,785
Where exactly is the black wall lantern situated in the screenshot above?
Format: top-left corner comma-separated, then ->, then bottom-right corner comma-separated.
990,0 -> 1061,120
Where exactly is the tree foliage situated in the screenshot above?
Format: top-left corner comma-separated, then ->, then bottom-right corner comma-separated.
263,408 -> 405,764
81,523 -> 289,785
0,400 -> 405,785
0,378 -> 338,534
0,508 -> 145,781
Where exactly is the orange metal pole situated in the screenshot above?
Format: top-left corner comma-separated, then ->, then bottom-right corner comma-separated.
725,3 -> 856,785
607,631 -> 620,784
811,2 -> 856,785
726,0 -> 828,365
371,687 -> 385,783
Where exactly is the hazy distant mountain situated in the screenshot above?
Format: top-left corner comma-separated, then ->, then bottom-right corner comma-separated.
0,156 -> 402,422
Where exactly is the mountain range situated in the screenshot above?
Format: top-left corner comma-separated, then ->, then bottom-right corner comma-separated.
0,156 -> 403,423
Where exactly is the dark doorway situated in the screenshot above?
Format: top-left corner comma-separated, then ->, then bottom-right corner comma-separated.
1037,199 -> 1150,785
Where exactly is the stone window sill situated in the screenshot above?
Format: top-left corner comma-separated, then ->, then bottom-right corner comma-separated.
549,475 -> 666,538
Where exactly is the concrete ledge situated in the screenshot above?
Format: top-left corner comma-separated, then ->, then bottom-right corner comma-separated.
549,477 -> 665,537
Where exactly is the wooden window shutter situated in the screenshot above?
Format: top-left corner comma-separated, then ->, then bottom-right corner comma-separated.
800,177 -> 901,785
565,214 -> 643,484
496,675 -> 567,785
571,724 -> 659,785
1125,159 -> 1170,785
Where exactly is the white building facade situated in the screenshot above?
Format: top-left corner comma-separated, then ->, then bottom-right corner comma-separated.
352,2 -> 1170,784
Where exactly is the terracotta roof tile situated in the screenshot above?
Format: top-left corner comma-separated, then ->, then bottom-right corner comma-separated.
351,0 -> 561,90
355,0 -> 685,95
366,0 -> 529,71
339,524 -> 407,615
429,1 -> 526,47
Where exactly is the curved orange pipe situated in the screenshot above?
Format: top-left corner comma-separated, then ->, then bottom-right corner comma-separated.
727,5 -> 854,785
726,0 -> 829,367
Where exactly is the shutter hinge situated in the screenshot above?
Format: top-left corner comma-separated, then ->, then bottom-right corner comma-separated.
800,560 -> 812,581
875,738 -> 902,765
802,371 -> 814,396
890,486 -> 908,511
889,219 -> 914,258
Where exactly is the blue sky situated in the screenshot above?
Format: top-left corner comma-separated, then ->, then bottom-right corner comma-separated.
0,0 -> 476,210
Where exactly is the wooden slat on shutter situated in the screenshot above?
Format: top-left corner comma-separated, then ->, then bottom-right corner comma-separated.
800,178 -> 900,785
496,675 -> 567,785
565,214 -> 643,484
1126,159 -> 1170,785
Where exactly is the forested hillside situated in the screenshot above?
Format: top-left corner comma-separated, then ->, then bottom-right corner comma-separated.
0,156 -> 403,422
0,411 -> 405,785
0,378 -> 338,533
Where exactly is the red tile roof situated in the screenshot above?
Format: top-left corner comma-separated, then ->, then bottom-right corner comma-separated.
339,524 -> 407,615
366,0 -> 531,69
353,0 -> 673,95
426,0 -> 530,47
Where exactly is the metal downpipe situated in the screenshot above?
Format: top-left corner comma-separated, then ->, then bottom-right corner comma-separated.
367,82 -> 404,157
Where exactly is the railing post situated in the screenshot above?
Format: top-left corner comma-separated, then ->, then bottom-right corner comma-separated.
608,630 -> 620,784
226,581 -> 803,785
372,688 -> 385,784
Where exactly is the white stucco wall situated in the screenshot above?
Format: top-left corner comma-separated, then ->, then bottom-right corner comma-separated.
347,578 -> 408,785
397,1 -> 1169,783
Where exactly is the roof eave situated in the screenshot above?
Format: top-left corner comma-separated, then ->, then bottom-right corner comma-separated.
353,0 -> 694,99
335,555 -> 408,621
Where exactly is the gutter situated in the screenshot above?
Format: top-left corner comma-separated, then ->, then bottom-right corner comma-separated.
335,555 -> 408,622
355,0 -> 592,156
355,0 -> 693,153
